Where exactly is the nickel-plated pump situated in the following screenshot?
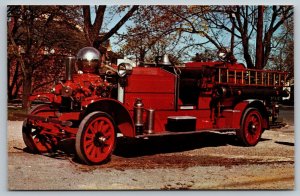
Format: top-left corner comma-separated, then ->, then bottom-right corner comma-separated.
134,98 -> 144,134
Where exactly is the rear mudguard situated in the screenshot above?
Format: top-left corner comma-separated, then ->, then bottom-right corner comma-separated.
232,99 -> 269,130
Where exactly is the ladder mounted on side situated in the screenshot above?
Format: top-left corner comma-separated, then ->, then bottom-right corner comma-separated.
215,68 -> 288,87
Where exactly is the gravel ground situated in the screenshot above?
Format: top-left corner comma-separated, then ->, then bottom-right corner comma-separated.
7,109 -> 294,190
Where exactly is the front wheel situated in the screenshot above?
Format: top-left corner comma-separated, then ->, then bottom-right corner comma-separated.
75,112 -> 116,165
22,104 -> 55,153
236,107 -> 263,146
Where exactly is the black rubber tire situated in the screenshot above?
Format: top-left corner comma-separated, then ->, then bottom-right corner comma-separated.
236,107 -> 263,146
75,111 -> 117,165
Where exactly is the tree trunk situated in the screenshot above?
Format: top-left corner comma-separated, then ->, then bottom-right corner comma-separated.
97,5 -> 139,44
83,5 -> 138,48
22,73 -> 32,111
13,80 -> 23,100
230,20 -> 235,52
140,50 -> 146,63
235,6 -> 254,68
255,6 -> 264,69
8,60 -> 20,101
241,36 -> 254,68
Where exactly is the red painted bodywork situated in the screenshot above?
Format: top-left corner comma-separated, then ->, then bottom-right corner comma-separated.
27,59 -> 288,144
124,67 -> 176,110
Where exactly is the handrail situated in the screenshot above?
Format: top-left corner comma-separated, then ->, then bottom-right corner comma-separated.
215,67 -> 288,87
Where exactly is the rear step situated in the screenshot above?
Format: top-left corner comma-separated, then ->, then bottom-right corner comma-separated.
166,116 -> 197,132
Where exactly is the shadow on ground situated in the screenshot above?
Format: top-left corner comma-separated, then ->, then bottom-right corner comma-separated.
113,132 -> 240,158
20,131 -> 274,169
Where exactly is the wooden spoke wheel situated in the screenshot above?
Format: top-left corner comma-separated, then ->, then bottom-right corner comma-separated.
22,104 -> 55,153
75,112 -> 116,165
237,107 -> 263,146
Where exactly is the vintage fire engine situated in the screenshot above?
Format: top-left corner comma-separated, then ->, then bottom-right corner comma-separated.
21,47 -> 289,165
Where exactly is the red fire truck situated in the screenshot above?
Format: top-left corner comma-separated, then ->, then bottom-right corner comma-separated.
21,47 -> 289,165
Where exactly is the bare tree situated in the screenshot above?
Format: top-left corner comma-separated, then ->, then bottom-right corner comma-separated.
203,5 -> 293,69
267,16 -> 293,78
118,5 -> 293,69
7,5 -> 85,109
82,5 -> 139,48
117,5 -> 214,63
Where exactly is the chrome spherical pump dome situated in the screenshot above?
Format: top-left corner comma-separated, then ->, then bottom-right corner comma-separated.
76,47 -> 100,73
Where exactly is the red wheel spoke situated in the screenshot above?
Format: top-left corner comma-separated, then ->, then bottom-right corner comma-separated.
94,147 -> 100,158
85,143 -> 92,150
102,124 -> 110,133
85,129 -> 94,137
253,122 -> 258,127
94,147 -> 98,158
91,146 -> 97,157
84,138 -> 93,146
98,121 -> 104,132
101,144 -> 108,153
253,117 -> 258,123
86,144 -> 94,155
84,135 -> 93,141
33,137 -> 40,144
245,130 -> 249,139
89,123 -> 96,134
90,147 -> 96,157
103,130 -> 112,137
254,134 -> 259,141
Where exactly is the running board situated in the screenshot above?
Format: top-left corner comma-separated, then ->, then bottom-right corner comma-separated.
135,128 -> 239,138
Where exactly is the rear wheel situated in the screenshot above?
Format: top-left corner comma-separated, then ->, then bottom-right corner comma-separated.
237,107 -> 263,146
22,104 -> 55,153
75,112 -> 116,165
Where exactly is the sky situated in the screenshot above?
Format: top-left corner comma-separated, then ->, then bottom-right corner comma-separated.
90,6 -> 130,50
89,5 -> 217,62
88,5 -> 291,65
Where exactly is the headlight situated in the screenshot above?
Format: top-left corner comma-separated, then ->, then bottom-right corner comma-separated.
217,48 -> 228,61
117,63 -> 133,77
218,52 -> 226,59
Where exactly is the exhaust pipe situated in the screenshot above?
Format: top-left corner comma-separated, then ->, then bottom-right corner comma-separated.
65,56 -> 76,81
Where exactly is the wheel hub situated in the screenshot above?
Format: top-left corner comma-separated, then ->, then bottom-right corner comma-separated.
248,122 -> 257,134
98,136 -> 107,143
94,133 -> 107,147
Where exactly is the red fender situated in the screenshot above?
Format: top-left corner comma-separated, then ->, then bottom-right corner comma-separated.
232,99 -> 269,129
81,98 -> 135,137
